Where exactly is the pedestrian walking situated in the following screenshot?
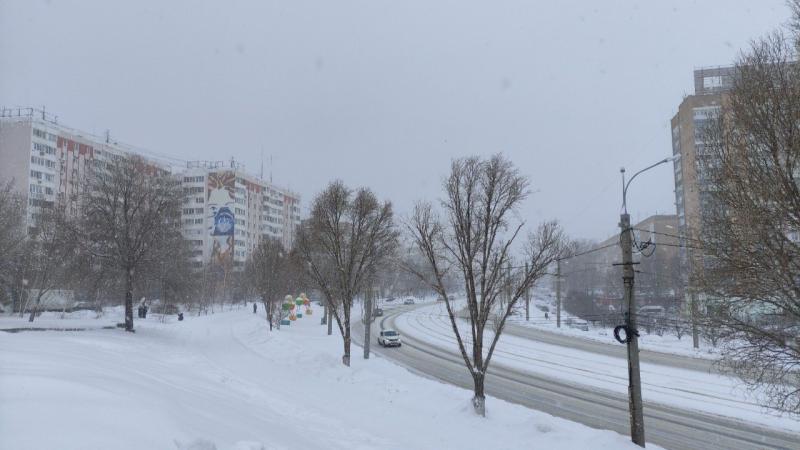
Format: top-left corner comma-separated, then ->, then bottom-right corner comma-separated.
253,302 -> 257,314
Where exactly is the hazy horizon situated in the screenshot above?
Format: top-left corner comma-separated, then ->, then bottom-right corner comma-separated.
1,0 -> 790,240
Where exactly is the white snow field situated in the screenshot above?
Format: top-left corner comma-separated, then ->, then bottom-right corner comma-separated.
0,307 -> 658,450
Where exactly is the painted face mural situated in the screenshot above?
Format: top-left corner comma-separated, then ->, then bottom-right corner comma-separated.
207,172 -> 236,271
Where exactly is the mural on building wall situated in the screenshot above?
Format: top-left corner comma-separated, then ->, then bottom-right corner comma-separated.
207,171 -> 235,273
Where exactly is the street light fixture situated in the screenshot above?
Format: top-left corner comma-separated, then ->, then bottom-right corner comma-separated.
617,154 -> 678,448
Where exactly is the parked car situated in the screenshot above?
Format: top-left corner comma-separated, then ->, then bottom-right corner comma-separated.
385,297 -> 396,302
568,319 -> 589,331
373,308 -> 384,317
403,298 -> 415,305
378,329 -> 401,347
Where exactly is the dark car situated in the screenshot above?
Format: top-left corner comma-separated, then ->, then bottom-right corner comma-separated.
385,297 -> 396,302
403,298 -> 415,305
373,308 -> 384,317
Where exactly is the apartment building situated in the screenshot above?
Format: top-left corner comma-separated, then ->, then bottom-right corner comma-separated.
670,67 -> 734,291
0,108 -> 302,272
0,108 -> 169,228
179,160 -> 301,271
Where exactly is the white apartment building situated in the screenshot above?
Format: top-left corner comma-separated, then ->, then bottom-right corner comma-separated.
180,160 -> 301,271
0,109 -> 301,270
0,108 -> 169,228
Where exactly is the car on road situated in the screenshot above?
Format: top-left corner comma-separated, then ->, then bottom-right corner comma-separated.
403,298 -> 415,305
385,297 -> 396,302
566,318 -> 589,331
373,308 -> 384,317
378,330 -> 401,347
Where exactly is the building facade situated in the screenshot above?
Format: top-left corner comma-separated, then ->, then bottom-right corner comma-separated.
0,109 -> 301,269
180,160 -> 301,271
0,108 -> 169,229
670,67 -> 734,296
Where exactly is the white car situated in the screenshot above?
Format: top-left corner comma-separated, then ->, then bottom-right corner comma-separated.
378,329 -> 401,347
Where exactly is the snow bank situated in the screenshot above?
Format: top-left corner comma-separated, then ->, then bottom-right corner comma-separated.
1,306 -> 656,450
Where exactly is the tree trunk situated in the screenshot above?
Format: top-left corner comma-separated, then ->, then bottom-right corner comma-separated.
27,293 -> 42,322
124,269 -> 134,332
472,372 -> 486,417
264,298 -> 272,331
343,324 -> 351,366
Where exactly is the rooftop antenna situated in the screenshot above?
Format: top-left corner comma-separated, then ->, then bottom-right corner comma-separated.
260,147 -> 264,180
270,154 -> 273,184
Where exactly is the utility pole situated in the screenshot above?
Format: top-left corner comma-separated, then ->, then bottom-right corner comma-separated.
556,259 -> 562,328
363,286 -> 373,359
327,298 -> 333,335
620,212 -> 646,447
525,262 -> 530,321
691,290 -> 699,349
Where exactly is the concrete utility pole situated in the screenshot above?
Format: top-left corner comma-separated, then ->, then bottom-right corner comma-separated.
620,212 -> 646,447
363,288 -> 373,359
525,262 -> 530,321
327,299 -> 333,335
556,259 -> 562,328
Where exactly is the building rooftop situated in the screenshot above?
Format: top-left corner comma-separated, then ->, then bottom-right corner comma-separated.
693,65 -> 735,95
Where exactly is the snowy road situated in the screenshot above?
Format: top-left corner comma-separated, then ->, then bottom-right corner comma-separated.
353,302 -> 800,450
502,323 -> 715,373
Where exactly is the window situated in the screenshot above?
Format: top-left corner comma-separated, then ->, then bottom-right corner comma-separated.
703,75 -> 723,89
33,142 -> 56,155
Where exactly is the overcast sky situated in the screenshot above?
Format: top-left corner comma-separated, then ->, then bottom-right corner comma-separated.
0,0 -> 791,240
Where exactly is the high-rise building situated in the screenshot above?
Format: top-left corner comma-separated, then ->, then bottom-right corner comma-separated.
0,108 -> 301,268
179,160 -> 301,271
0,108 -> 169,229
670,67 -> 734,298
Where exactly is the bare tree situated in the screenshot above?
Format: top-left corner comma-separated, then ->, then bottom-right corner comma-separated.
79,155 -> 183,332
0,182 -> 26,311
407,154 -> 565,416
22,208 -> 77,321
296,181 -> 398,366
245,237 -> 290,330
698,23 -> 800,414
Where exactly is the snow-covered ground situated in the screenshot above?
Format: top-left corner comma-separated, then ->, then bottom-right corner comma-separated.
392,302 -> 800,433
508,298 -> 723,359
0,306 -> 658,450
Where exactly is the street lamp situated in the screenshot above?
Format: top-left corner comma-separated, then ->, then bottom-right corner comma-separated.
617,154 -> 678,448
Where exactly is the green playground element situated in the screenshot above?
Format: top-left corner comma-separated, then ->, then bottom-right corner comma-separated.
282,303 -> 293,311
280,319 -> 291,326
296,313 -> 303,318
295,299 -> 304,306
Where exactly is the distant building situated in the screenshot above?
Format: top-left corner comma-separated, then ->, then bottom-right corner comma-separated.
0,108 -> 168,230
670,67 -> 734,295
0,108 -> 301,271
179,160 -> 301,272
564,214 -> 681,311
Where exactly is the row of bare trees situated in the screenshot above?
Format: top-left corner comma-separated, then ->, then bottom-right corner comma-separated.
0,156 -> 194,332
293,155 -> 566,417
